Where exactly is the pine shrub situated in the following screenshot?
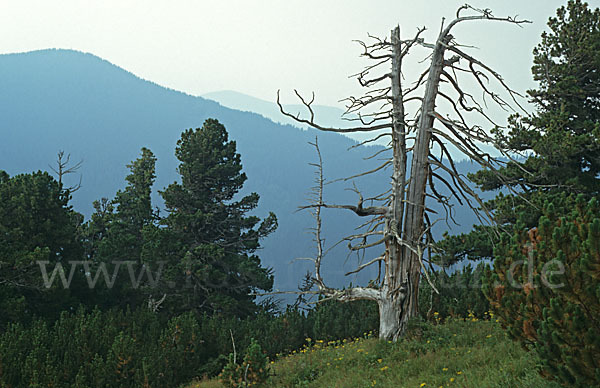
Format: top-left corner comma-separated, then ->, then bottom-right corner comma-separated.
220,338 -> 269,388
419,263 -> 491,320
485,195 -> 600,387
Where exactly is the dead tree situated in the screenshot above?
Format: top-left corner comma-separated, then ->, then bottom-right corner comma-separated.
49,150 -> 83,193
278,5 -> 530,341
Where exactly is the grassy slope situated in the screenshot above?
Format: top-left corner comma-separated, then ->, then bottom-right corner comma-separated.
187,318 -> 560,388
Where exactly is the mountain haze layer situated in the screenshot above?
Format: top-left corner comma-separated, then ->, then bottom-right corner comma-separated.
0,49 -> 481,303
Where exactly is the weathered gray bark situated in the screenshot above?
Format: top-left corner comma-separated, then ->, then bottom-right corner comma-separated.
396,30 -> 453,337
379,25 -> 453,339
380,26 -> 410,340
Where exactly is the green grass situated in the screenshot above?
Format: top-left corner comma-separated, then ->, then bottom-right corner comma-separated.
187,318 -> 561,388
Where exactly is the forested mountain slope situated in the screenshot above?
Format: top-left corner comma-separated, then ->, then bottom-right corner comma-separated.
0,49 -> 482,300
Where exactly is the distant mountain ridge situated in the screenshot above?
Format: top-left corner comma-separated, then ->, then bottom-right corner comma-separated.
202,90 -> 394,148
203,90 -> 348,130
0,49 -> 481,303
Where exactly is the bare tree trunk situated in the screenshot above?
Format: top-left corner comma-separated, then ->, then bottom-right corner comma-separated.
380,26 -> 410,341
397,31 -> 452,339
378,26 -> 450,340
378,294 -> 404,340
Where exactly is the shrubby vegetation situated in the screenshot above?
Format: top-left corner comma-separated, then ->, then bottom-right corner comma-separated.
0,267 -> 491,387
485,195 -> 600,387
420,263 -> 490,321
220,339 -> 270,388
0,302 -> 374,387
191,319 -> 561,388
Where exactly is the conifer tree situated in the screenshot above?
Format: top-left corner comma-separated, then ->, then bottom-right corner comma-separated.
436,0 -> 600,265
159,119 -> 277,316
84,147 -> 157,262
108,147 -> 157,262
80,148 -> 158,309
0,170 -> 83,325
485,195 -> 600,387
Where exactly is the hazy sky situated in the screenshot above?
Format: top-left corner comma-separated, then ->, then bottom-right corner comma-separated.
1,0 -> 568,108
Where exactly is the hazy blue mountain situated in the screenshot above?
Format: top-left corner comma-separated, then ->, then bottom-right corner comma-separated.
0,49 -> 483,304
